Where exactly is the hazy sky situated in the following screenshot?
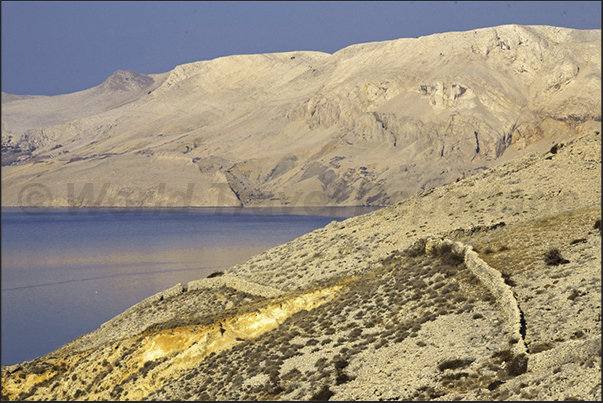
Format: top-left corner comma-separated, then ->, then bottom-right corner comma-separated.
2,1 -> 601,96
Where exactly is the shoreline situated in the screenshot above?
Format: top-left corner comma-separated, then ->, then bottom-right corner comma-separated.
0,204 -> 383,217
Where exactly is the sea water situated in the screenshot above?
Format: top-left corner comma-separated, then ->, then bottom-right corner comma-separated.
0,206 -> 376,366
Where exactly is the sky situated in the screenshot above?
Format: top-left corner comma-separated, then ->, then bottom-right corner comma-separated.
1,1 -> 601,96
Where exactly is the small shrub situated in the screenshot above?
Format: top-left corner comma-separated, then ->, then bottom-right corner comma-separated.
282,368 -> 302,381
483,246 -> 494,255
500,271 -> 516,286
453,294 -> 467,303
491,349 -> 514,362
530,342 -> 553,353
335,372 -> 352,385
437,358 -> 474,371
567,289 -> 580,301
314,357 -> 328,369
507,353 -> 528,377
434,243 -> 465,266
31,365 -> 46,375
544,248 -> 569,266
461,303 -> 474,313
310,385 -> 335,401
406,238 -> 427,257
549,143 -> 563,154
349,328 -> 363,338
333,358 -> 349,370
207,270 -> 224,278
487,380 -> 505,390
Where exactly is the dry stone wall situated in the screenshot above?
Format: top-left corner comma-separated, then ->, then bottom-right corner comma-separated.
426,237 -> 528,356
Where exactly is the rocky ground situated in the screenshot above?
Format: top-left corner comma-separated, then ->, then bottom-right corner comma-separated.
1,129 -> 600,401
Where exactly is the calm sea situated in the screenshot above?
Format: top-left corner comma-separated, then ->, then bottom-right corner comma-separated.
1,206 -> 377,366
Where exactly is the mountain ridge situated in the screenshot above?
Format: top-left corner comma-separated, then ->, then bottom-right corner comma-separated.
2,24 -> 600,209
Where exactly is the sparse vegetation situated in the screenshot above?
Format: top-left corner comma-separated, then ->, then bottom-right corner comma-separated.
4,203 -> 600,402
437,359 -> 474,372
544,248 -> 569,266
309,385 -> 335,401
500,270 -> 516,286
506,354 -> 528,377
529,342 -> 554,353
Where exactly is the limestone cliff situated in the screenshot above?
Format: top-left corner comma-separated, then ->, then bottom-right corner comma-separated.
1,25 -> 600,208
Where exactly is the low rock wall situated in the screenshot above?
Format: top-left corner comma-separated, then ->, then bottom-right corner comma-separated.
187,275 -> 284,298
426,236 -> 528,355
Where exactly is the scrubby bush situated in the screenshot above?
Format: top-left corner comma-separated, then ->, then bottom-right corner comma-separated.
529,342 -> 553,353
506,354 -> 528,377
406,238 -> 427,257
332,358 -> 349,371
437,358 -> 474,371
310,385 -> 335,401
544,248 -> 569,266
433,243 -> 465,266
500,271 -> 516,286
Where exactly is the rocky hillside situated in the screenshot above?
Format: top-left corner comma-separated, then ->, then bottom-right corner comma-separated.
1,128 -> 600,401
1,25 -> 600,208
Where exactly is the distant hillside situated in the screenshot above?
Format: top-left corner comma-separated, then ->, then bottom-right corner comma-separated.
1,24 -> 600,208
1,126 -> 600,401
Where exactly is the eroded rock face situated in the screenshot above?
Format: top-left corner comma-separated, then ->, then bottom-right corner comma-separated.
1,25 -> 600,208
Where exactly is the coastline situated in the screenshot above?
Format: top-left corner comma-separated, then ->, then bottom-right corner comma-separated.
0,205 -> 382,217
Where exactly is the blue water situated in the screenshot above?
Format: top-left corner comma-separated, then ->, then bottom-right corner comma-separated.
1,206 -> 377,366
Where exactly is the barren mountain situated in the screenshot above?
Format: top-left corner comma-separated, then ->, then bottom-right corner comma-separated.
1,24 -> 600,208
1,24 -> 601,401
1,126 -> 600,401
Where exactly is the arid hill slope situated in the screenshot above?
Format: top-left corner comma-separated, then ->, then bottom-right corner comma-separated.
1,25 -> 600,208
1,128 -> 600,401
